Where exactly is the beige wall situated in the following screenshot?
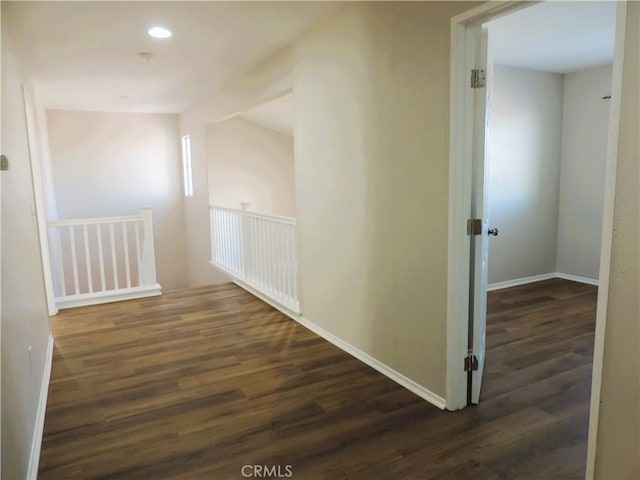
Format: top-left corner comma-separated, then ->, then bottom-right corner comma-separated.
1,17 -> 52,479
487,65 -> 564,284
294,1 -> 474,397
47,110 -> 188,290
557,64 -> 612,281
594,3 -> 639,477
207,117 -> 295,217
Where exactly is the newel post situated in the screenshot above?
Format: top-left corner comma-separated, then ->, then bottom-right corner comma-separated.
140,206 -> 158,286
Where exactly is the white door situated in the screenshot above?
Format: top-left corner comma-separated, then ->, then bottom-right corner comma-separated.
467,26 -> 490,405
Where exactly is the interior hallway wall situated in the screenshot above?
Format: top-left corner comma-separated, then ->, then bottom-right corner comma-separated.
556,64 -> 612,281
294,1 -> 475,397
1,16 -> 52,479
487,65 -> 564,285
47,110 -> 188,290
207,117 -> 295,217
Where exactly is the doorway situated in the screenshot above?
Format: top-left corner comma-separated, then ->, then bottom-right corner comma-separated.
447,0 -> 627,475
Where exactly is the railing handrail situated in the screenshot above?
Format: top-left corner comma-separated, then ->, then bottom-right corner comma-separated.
48,207 -> 160,310
210,205 -> 296,226
210,206 -> 299,314
48,214 -> 144,227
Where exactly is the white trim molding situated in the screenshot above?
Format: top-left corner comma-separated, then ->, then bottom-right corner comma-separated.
555,272 -> 599,287
487,272 -> 599,291
230,275 -> 447,410
487,273 -> 556,291
586,2 -> 628,478
447,0 -> 536,412
296,316 -> 447,410
27,334 -> 54,480
230,276 -> 301,319
55,284 -> 162,310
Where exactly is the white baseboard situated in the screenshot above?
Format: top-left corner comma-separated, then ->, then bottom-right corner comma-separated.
487,272 -> 599,291
555,272 -> 599,286
487,273 -> 556,291
223,268 -> 447,409
231,278 -> 301,319
55,284 -> 162,310
27,334 -> 54,480
223,264 -> 448,410
296,316 -> 447,410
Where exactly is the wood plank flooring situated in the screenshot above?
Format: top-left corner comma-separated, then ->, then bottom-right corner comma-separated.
39,278 -> 597,479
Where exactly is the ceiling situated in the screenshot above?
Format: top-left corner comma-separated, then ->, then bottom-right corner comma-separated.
239,93 -> 294,135
487,1 -> 616,74
3,1 -> 343,114
5,1 -> 616,117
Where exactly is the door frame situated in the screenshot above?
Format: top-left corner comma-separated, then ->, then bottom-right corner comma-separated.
446,0 -> 536,412
446,4 -> 627,477
23,87 -> 58,316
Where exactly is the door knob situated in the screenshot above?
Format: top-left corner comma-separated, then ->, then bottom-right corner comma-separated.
488,228 -> 499,237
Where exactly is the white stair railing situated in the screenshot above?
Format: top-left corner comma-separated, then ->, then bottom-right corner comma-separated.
48,207 -> 161,310
210,205 -> 299,314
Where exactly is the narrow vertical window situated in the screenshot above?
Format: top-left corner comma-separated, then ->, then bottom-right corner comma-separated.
181,134 -> 193,197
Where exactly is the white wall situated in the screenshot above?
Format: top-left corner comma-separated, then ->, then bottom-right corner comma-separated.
487,65 -> 564,285
557,64 -> 612,281
47,110 -> 188,290
1,18 -> 52,479
207,117 -> 295,217
593,4 -> 639,477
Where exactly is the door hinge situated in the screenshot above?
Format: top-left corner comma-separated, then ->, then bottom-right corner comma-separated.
464,353 -> 479,372
467,218 -> 482,236
471,69 -> 486,89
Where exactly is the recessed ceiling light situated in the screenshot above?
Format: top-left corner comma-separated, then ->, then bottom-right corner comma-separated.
148,26 -> 172,39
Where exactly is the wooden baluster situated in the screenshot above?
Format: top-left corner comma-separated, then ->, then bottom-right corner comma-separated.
277,223 -> 284,299
285,224 -> 292,303
109,223 -> 119,290
83,225 -> 93,293
259,219 -> 266,287
122,222 -> 131,288
56,227 -> 67,297
292,225 -> 298,304
224,211 -> 228,267
211,209 -> 217,263
69,226 -> 80,295
97,224 -> 106,292
134,221 -> 141,287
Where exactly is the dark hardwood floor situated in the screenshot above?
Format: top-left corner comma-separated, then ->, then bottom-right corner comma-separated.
39,278 -> 597,479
